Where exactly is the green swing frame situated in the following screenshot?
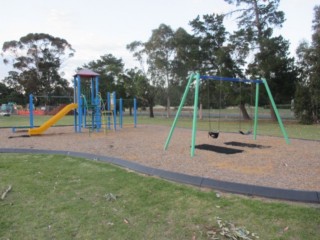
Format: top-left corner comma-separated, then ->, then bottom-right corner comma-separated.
164,72 -> 290,157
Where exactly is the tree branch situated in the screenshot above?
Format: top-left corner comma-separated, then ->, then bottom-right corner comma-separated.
224,8 -> 251,18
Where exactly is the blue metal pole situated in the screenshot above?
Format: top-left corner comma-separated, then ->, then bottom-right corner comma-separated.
119,98 -> 123,128
29,94 -> 34,128
91,78 -> 94,105
95,76 -> 101,131
200,75 -> 262,84
73,77 -> 77,132
253,83 -> 260,140
113,92 -> 117,130
90,78 -> 95,131
95,76 -> 99,97
107,92 -> 111,130
83,96 -> 87,128
77,75 -> 82,132
134,98 -> 137,128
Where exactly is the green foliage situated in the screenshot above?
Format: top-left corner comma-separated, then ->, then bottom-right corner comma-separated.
224,0 -> 284,40
189,13 -> 248,113
224,0 -> 297,121
82,54 -> 125,96
294,84 -> 314,124
127,24 -> 195,117
190,14 -> 237,75
1,33 -> 74,97
0,82 -> 26,105
122,68 -> 158,117
247,36 -> 297,105
294,6 -> 320,123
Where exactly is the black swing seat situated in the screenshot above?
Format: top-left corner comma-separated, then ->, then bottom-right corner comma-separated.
239,130 -> 252,135
208,131 -> 219,139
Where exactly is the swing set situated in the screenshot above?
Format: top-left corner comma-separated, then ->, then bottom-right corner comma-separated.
164,72 -> 290,157
207,79 -> 254,138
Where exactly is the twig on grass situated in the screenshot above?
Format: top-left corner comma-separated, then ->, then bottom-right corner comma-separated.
104,193 -> 118,201
1,185 -> 12,200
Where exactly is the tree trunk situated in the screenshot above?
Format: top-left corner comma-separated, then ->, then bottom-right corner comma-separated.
239,103 -> 251,120
269,103 -> 277,121
129,106 -> 132,116
149,105 -> 154,118
166,96 -> 170,118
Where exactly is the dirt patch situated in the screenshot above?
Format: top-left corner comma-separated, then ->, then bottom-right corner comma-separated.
1,125 -> 319,191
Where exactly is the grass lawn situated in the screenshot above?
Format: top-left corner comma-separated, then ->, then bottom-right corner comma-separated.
138,116 -> 320,141
0,153 -> 319,239
1,114 -> 319,140
0,115 -> 75,128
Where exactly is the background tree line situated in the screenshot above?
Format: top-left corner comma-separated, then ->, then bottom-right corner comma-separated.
1,0 -> 319,124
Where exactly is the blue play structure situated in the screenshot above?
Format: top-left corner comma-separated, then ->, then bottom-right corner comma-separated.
73,69 -> 137,133
74,69 -> 100,132
25,69 -> 137,134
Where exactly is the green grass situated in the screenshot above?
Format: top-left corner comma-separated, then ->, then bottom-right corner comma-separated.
1,113 -> 319,140
0,153 -> 319,239
0,115 -> 74,128
138,116 -> 320,140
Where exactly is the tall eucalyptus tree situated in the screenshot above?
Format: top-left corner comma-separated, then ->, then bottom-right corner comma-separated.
224,0 -> 297,120
2,33 -> 74,98
294,5 -> 320,123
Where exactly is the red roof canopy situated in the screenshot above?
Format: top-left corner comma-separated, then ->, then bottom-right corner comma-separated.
74,69 -> 100,77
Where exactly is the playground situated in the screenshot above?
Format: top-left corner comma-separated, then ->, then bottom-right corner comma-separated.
1,124 -> 319,193
1,71 -> 320,202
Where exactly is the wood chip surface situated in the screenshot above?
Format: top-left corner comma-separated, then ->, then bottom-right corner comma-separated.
1,125 -> 319,191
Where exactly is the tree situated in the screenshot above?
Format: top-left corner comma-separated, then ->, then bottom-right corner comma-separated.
172,27 -> 201,74
128,24 -> 192,118
294,5 -> 320,124
0,82 -> 12,104
246,36 -> 297,104
122,68 -> 158,118
127,39 -> 162,118
1,33 -> 75,99
190,13 -> 252,119
170,27 -> 200,106
190,14 -> 230,74
224,0 -> 285,51
224,0 -> 297,120
144,24 -> 176,117
82,54 -> 125,96
0,82 -> 25,105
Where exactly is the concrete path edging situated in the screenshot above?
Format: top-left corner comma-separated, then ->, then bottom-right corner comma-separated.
1,148 -> 319,204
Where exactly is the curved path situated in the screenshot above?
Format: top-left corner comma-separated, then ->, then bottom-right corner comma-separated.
1,148 -> 319,204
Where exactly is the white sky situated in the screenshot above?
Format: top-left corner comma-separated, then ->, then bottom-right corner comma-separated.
0,0 -> 318,82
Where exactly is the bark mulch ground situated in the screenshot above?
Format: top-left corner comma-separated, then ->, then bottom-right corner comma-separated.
1,125 -> 319,191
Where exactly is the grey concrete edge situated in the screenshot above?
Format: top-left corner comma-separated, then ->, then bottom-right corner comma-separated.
1,148 -> 319,204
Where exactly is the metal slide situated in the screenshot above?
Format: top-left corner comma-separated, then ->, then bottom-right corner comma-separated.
28,103 -> 78,136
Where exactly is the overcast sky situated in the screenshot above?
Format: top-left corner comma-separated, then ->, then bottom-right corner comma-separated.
0,0 -> 318,81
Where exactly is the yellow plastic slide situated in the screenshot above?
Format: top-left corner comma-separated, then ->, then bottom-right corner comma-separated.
28,103 -> 78,136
